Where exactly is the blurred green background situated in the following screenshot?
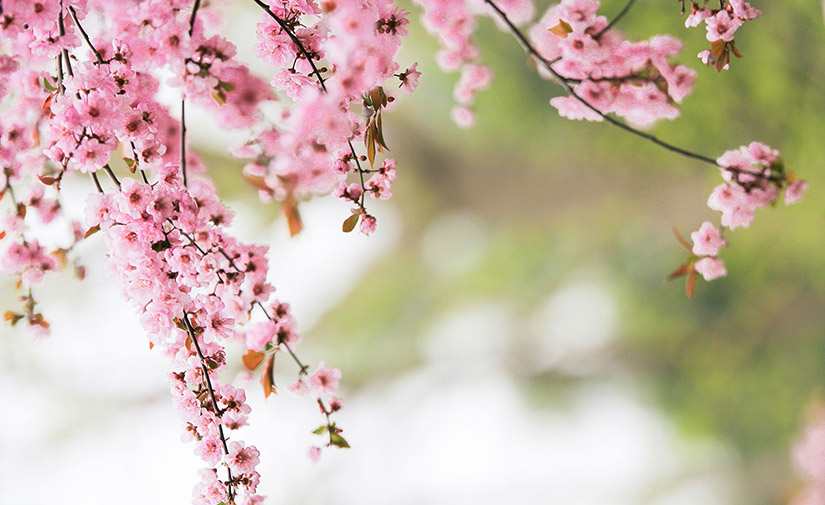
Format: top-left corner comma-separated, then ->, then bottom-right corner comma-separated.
215,1 -> 825,503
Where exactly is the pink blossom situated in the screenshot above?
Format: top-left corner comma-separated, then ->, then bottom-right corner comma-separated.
691,222 -> 727,257
226,441 -> 260,475
309,362 -> 342,395
705,11 -> 743,42
694,257 -> 727,281
786,180 -> 809,205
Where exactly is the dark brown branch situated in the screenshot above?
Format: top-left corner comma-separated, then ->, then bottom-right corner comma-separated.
182,313 -> 235,502
181,99 -> 188,187
188,0 -> 201,37
594,0 -> 638,39
68,6 -> 104,65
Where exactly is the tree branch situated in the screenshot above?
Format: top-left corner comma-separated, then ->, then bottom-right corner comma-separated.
483,0 -> 722,169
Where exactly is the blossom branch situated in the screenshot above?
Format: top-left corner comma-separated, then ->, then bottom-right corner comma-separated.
249,0 -> 370,211
484,0 -> 722,169
68,6 -> 104,65
183,312 -> 236,502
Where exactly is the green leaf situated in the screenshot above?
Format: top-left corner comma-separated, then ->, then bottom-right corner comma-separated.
42,77 -> 56,92
329,432 -> 350,449
217,81 -> 235,92
312,425 -> 328,435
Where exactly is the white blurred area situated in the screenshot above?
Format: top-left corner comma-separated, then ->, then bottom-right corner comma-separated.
0,191 -> 745,504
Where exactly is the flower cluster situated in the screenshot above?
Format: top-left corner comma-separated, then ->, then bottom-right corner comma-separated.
242,0 -> 417,235
682,0 -> 761,71
531,0 -> 696,128
671,142 -> 807,294
1,1 -> 364,501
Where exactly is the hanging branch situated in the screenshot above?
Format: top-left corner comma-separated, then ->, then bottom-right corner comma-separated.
250,0 -> 370,209
484,0 -> 723,169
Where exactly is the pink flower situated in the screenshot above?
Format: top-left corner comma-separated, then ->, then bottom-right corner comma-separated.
694,257 -> 727,281
308,446 -> 322,462
705,11 -> 743,42
287,379 -> 309,396
309,361 -> 342,396
225,441 -> 260,475
786,180 -> 808,205
398,62 -> 421,95
195,435 -> 223,466
360,214 -> 377,235
690,222 -> 727,257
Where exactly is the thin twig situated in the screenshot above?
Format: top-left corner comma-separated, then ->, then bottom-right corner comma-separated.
594,0 -> 638,39
181,99 -> 188,187
188,0 -> 201,37
483,0 -> 721,168
182,313 -> 235,501
68,6 -> 104,65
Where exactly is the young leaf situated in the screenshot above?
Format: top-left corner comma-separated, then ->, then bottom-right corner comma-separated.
242,350 -> 266,371
366,125 -> 376,167
686,266 -> 697,298
329,432 -> 350,449
312,425 -> 328,435
84,225 -> 101,239
3,311 -> 24,326
548,19 -> 573,38
283,199 -> 303,237
342,213 -> 360,233
261,353 -> 276,398
212,89 -> 227,105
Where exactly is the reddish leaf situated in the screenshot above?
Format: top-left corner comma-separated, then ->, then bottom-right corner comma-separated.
242,350 -> 266,371
283,199 -> 303,237
37,174 -> 58,186
3,311 -> 23,326
261,354 -> 276,398
667,263 -> 689,280
710,39 -> 726,58
84,225 -> 101,239
686,266 -> 697,298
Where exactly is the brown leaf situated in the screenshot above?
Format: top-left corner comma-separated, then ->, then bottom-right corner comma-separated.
366,127 -> 376,167
686,266 -> 697,298
84,225 -> 101,239
261,354 -> 276,398
710,39 -> 726,58
283,198 -> 303,237
3,311 -> 23,326
242,350 -> 266,371
548,19 -> 573,38
342,213 -> 360,233
667,263 -> 689,280
714,48 -> 729,73
37,174 -> 57,186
